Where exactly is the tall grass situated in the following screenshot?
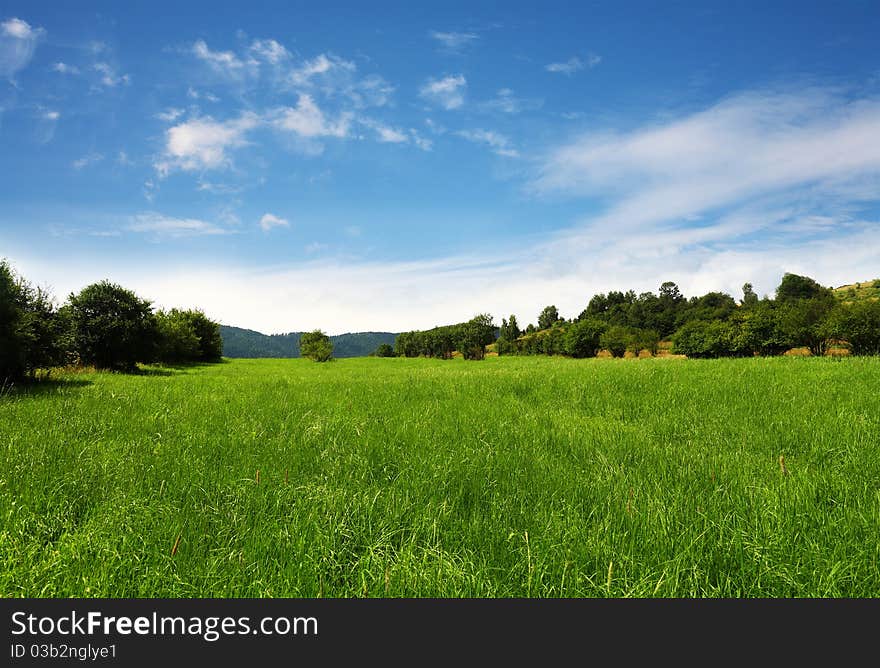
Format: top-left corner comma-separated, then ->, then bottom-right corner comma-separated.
1,356 -> 878,597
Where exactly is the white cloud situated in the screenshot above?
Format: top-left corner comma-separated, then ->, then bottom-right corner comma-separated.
288,53 -> 355,87
1,17 -> 44,79
429,31 -> 479,52
456,129 -> 519,157
155,107 -> 184,122
155,112 -> 259,176
43,110 -> 60,121
532,88 -> 880,238
52,62 -> 79,75
187,86 -> 220,102
192,39 -> 246,78
272,95 -> 351,138
480,87 -> 542,114
72,153 -> 104,169
545,54 -> 601,75
419,74 -> 467,110
249,38 -> 290,65
93,62 -> 130,87
128,212 -> 229,238
259,213 -> 290,231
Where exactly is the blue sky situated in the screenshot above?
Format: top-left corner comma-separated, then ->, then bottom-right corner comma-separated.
2,1 -> 879,333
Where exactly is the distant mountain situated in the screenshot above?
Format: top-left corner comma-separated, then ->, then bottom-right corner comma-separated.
219,325 -> 397,358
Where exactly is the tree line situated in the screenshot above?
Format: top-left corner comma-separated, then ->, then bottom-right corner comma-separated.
377,274 -> 880,361
1,259 -> 222,382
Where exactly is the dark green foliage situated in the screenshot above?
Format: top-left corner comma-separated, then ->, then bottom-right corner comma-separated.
677,291 -> 737,327
457,314 -> 496,361
219,326 -> 396,358
372,343 -> 394,357
600,325 -> 632,358
184,310 -> 223,361
776,273 -> 831,302
300,330 -> 334,362
155,310 -> 201,364
778,296 -> 836,356
497,314 -> 521,352
628,328 -> 660,356
537,305 -> 561,330
741,283 -> 759,307
0,261 -> 27,380
828,300 -> 880,356
67,281 -> 158,371
734,300 -> 788,356
672,320 -> 741,358
563,318 -> 606,358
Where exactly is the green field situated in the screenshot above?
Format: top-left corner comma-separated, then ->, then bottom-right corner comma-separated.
2,356 -> 879,597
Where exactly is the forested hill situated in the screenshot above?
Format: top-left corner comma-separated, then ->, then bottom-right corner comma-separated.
219,325 -> 397,358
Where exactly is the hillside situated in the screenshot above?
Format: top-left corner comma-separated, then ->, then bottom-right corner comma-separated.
833,279 -> 880,302
219,325 -> 397,358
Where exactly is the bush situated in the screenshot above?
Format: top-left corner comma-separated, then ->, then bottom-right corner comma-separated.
156,310 -> 201,364
672,320 -> 742,358
373,343 -> 394,357
628,328 -> 660,356
300,330 -> 333,362
600,325 -> 632,358
563,318 -> 606,358
1,260 -> 71,380
830,300 -> 880,355
68,281 -> 158,371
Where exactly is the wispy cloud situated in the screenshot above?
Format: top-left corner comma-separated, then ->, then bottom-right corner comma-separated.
456,128 -> 519,157
155,107 -> 185,122
1,17 -> 44,80
259,212 -> 289,232
419,74 -> 467,110
128,212 -> 230,238
429,30 -> 479,53
93,62 -> 130,87
154,113 -> 259,176
545,54 -> 601,75
72,152 -> 104,170
479,88 -> 543,114
532,87 -> 880,240
51,61 -> 79,75
191,39 -> 252,79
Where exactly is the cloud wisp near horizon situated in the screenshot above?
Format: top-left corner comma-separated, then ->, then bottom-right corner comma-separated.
2,3 -> 879,334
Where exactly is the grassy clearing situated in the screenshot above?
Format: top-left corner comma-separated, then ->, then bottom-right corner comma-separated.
1,356 -> 879,597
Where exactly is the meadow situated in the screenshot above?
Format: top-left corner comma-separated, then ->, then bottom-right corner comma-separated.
1,356 -> 879,597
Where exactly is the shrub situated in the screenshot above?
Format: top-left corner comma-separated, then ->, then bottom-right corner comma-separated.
563,318 -> 606,358
67,281 -> 158,371
600,325 -> 632,358
373,343 -> 394,357
300,330 -> 334,362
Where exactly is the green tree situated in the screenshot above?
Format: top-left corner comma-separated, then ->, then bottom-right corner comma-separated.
373,343 -> 395,357
741,283 -> 759,307
538,305 -> 561,330
67,281 -> 158,371
456,314 -> 496,360
628,328 -> 660,357
155,309 -> 200,364
0,260 -> 27,380
600,325 -> 632,358
778,297 -> 836,356
829,300 -> 880,356
563,318 -> 606,358
775,273 -> 831,302
183,309 -> 223,361
300,330 -> 334,361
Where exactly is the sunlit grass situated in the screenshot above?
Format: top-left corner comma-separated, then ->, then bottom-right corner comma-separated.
1,356 -> 878,597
